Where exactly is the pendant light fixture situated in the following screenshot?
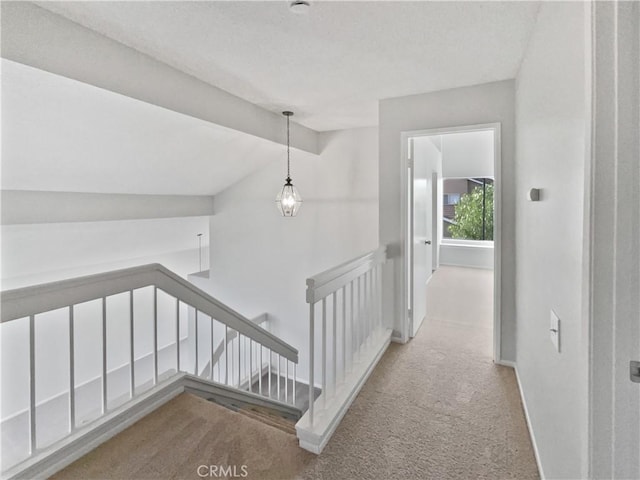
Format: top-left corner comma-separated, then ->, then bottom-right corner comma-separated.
275,111 -> 302,216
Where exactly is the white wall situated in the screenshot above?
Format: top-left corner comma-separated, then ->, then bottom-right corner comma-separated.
439,242 -> 494,270
206,127 -> 379,385
379,80 -> 515,358
1,216 -> 210,289
514,3 -> 588,478
441,130 -> 494,178
1,216 -> 210,424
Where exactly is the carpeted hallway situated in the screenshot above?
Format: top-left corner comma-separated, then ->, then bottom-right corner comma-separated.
54,266 -> 538,480
298,266 -> 538,479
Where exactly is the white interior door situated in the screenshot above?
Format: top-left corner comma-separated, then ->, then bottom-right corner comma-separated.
432,171 -> 440,272
410,140 -> 433,338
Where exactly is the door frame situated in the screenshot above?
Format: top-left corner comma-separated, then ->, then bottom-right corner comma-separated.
587,2 -> 640,477
400,122 -> 503,364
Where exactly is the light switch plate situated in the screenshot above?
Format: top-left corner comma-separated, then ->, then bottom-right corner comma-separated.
550,310 -> 560,352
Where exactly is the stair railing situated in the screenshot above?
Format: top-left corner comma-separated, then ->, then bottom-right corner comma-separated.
0,264 -> 298,473
304,246 -> 386,427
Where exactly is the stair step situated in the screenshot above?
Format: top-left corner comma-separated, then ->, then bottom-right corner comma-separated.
49,394 -> 308,480
206,397 -> 297,435
236,406 -> 297,435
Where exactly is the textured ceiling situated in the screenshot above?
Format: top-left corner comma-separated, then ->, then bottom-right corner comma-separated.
1,60 -> 311,195
36,1 -> 540,131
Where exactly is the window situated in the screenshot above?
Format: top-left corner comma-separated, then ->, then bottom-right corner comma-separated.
443,194 -> 460,205
442,177 -> 494,241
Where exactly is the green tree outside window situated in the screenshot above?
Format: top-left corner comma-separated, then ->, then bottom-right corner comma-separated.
448,184 -> 494,240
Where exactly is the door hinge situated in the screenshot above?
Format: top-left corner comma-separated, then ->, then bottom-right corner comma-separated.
407,157 -> 413,168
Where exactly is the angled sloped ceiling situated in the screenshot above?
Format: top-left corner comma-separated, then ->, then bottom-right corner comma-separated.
1,59 -> 317,196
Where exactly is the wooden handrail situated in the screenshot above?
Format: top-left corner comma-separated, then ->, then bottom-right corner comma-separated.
0,265 -> 297,362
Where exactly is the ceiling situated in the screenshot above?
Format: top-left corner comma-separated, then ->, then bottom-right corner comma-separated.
1,59 -> 309,195
35,1 -> 540,131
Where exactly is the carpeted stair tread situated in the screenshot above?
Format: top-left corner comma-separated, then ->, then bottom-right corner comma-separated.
236,406 -> 297,435
52,393 -> 313,480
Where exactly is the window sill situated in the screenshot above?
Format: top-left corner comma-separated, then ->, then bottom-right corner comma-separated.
441,240 -> 494,249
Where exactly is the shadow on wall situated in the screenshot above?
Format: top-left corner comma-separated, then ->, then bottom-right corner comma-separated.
205,127 -> 380,385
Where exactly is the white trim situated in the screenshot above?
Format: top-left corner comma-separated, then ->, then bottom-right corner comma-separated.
295,329 -> 391,454
400,123 -> 503,362
306,247 -> 386,304
0,263 -> 298,362
492,124 -> 503,364
495,359 -> 516,369
513,366 -> 546,480
425,273 -> 435,287
587,3 -> 640,477
441,239 -> 494,248
439,262 -> 493,271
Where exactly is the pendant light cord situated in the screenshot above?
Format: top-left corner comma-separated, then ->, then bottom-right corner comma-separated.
286,114 -> 291,179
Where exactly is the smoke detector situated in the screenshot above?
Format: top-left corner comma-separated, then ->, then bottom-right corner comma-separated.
290,1 -> 310,14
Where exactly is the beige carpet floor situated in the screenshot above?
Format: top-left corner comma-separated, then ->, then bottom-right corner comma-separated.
54,266 -> 538,480
52,393 -> 313,480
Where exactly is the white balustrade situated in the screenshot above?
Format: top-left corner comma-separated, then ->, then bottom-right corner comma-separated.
0,264 -> 299,476
303,246 -> 387,429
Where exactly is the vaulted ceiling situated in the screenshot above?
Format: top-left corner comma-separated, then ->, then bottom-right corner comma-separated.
35,1 -> 540,131
2,59 -> 305,195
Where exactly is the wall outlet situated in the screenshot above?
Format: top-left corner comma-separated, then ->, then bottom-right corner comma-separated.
550,309 -> 560,352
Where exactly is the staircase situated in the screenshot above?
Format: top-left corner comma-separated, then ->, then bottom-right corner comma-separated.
0,264 -> 300,479
1,246 -> 391,477
221,403 -> 297,435
50,393 -> 311,480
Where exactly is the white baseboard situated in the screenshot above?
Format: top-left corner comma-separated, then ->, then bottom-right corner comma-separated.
495,359 -> 517,368
439,262 -> 493,270
512,366 -> 545,480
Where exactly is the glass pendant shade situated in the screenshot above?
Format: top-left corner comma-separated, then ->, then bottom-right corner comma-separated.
276,111 -> 302,217
276,177 -> 302,217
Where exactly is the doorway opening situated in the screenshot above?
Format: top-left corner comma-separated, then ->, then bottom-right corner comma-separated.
401,123 -> 502,363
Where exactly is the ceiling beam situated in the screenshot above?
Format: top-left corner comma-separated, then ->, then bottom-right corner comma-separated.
1,190 -> 215,225
1,2 -> 319,155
